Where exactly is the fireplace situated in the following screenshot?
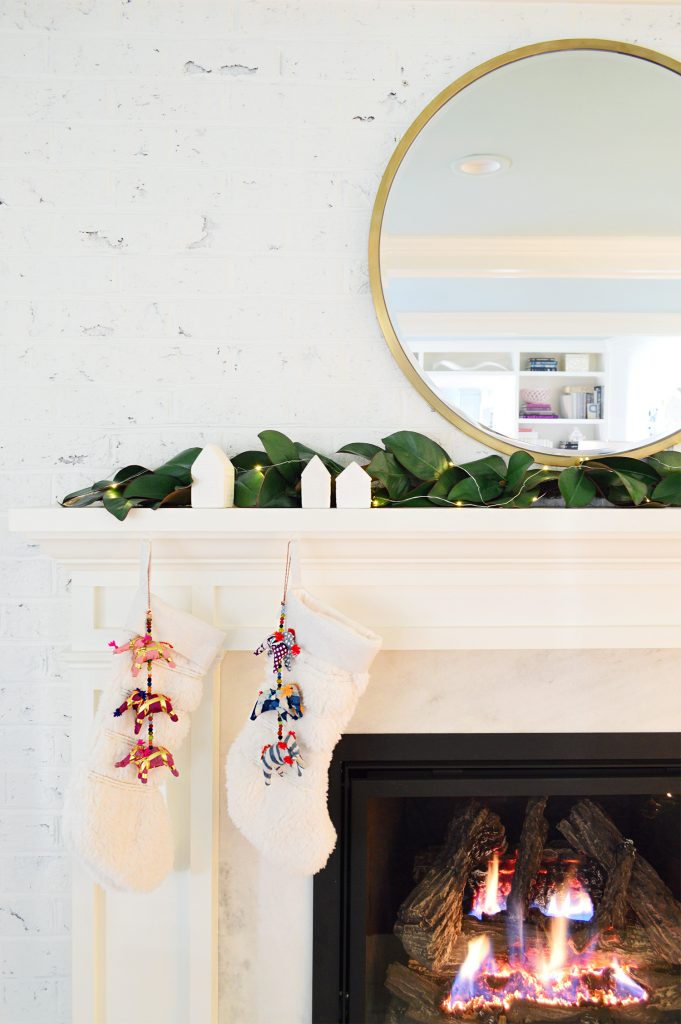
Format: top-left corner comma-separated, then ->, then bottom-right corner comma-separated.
313,734 -> 681,1024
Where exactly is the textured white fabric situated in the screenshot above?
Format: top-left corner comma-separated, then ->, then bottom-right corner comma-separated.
63,587 -> 225,892
62,773 -> 173,892
226,585 -> 381,875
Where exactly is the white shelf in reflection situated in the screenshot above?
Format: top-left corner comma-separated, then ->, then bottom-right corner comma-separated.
519,371 -> 605,378
518,418 -> 604,424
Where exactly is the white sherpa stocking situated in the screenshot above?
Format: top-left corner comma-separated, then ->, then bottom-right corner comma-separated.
64,566 -> 225,893
226,569 -> 381,876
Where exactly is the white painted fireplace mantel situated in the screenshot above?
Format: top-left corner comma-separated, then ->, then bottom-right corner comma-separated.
9,507 -> 681,1024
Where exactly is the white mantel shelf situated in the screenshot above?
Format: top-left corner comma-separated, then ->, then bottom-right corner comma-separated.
11,504 -> 681,555
10,506 -> 681,650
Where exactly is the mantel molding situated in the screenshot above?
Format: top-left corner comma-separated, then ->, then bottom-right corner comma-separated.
10,507 -> 681,651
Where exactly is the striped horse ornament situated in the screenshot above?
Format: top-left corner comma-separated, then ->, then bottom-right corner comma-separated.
260,731 -> 304,786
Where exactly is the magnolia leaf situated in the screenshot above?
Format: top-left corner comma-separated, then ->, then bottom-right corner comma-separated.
382,431 -> 451,482
647,450 -> 681,476
607,482 -> 635,506
155,447 -> 202,484
337,442 -> 382,462
113,464 -> 149,484
258,430 -> 301,483
61,483 -> 111,507
584,468 -> 614,496
451,465 -> 503,503
589,456 -> 659,485
231,450 -> 271,471
652,473 -> 681,505
258,467 -> 298,508
103,493 -> 138,521
123,473 -> 178,500
522,468 -> 560,489
460,454 -> 508,481
449,476 -> 502,505
429,466 -> 465,498
366,450 -> 411,500
504,451 -> 534,492
610,471 -> 649,506
558,466 -> 596,508
235,468 -> 264,507
390,482 -> 433,507
295,443 -> 343,475
508,488 -> 541,508
158,485 -> 192,508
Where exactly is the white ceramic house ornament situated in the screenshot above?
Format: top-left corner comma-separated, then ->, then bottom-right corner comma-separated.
190,444 -> 235,508
301,455 -> 331,508
336,461 -> 372,509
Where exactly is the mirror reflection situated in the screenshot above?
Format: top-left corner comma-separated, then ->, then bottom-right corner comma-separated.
377,46 -> 681,457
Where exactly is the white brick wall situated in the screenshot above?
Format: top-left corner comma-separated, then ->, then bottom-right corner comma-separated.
0,2 -> 679,1018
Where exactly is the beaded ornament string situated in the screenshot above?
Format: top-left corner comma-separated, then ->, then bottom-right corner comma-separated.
144,552 -> 154,754
275,542 -> 293,745
251,541 -> 304,784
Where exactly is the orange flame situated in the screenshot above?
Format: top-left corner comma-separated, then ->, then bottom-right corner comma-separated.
461,935 -> 492,980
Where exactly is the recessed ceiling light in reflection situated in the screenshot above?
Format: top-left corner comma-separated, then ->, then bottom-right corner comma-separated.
452,154 -> 511,175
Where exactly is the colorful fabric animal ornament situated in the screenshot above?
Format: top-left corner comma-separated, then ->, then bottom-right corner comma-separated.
250,682 -> 304,723
251,565 -> 306,786
113,608 -> 180,785
115,739 -> 179,785
109,633 -> 175,678
113,688 -> 179,735
260,731 -> 304,786
254,625 -> 300,674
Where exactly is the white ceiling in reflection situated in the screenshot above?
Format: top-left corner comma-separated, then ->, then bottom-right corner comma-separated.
382,50 -> 681,238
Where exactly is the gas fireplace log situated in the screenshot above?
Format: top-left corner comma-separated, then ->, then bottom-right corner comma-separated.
597,838 -> 635,931
384,963 -> 451,1024
396,802 -> 506,972
413,846 -> 445,883
445,916 -> 546,970
504,1002 -> 681,1024
557,799 -> 681,964
568,920 -> 670,971
631,968 -> 681,1011
507,797 -> 549,920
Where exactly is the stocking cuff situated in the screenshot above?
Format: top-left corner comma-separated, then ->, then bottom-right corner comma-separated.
125,587 -> 225,674
286,588 -> 381,674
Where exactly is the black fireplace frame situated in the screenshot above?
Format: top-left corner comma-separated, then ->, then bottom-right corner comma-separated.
312,732 -> 681,1024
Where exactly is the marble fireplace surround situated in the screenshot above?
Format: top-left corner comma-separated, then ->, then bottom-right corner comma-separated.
9,507 -> 681,1024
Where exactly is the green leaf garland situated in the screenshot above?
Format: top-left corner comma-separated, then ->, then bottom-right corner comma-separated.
58,431 -> 681,519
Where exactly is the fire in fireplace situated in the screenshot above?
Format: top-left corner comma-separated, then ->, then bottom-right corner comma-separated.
429,801 -> 651,1017
387,796 -> 681,1022
312,734 -> 681,1024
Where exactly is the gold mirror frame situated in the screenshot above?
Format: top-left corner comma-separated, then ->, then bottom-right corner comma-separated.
369,39 -> 681,466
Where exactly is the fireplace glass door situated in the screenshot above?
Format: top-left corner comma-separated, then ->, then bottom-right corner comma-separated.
313,734 -> 681,1024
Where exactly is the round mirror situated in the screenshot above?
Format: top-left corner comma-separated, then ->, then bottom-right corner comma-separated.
370,40 -> 681,464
